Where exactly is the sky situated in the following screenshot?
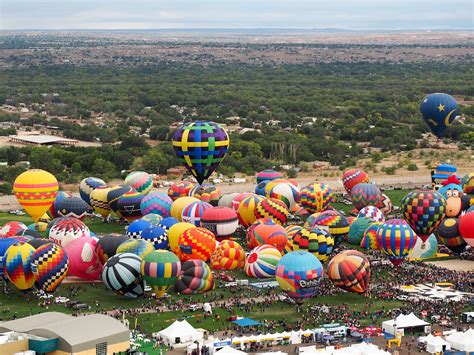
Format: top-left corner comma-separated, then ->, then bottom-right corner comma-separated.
0,0 -> 472,30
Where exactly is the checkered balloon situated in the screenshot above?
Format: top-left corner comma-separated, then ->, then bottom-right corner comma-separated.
30,243 -> 68,293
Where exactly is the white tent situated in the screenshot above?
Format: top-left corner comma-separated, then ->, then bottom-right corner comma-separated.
215,346 -> 247,354
421,334 -> 451,354
158,319 -> 203,346
381,313 -> 429,335
446,328 -> 474,352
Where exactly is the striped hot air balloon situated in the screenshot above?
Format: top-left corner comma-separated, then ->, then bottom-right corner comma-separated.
141,250 -> 181,298
174,259 -> 214,294
350,183 -> 382,211
360,223 -> 381,250
306,210 -> 349,247
247,220 -> 288,251
102,253 -> 144,298
256,169 -> 283,184
342,169 -> 369,194
237,195 -> 264,228
245,245 -> 282,278
292,227 -> 334,262
297,182 -> 333,214
200,207 -> 239,241
95,234 -> 129,264
107,185 -> 134,218
30,243 -> 68,293
210,240 -> 245,270
269,182 -> 300,210
358,206 -> 385,223
90,186 -> 112,220
181,201 -> 213,226
327,250 -> 370,293
79,177 -> 106,206
140,192 -> 173,218
377,219 -> 417,266
254,198 -> 289,225
125,171 -> 153,195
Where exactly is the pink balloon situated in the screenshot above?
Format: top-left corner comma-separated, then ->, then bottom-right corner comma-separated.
64,236 -> 102,279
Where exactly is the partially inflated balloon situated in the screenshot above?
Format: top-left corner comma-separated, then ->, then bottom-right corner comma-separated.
255,198 -> 289,225
56,196 -> 90,220
49,191 -> 72,219
437,218 -> 466,253
256,169 -> 283,184
210,240 -> 245,270
377,219 -> 417,266
358,206 -> 385,223
0,238 -> 19,280
102,253 -> 144,298
168,181 -> 196,201
245,245 -> 281,278
376,194 -> 393,216
248,220 -> 288,251
125,171 -> 153,195
117,191 -> 144,222
90,186 -> 112,219
0,221 -> 27,238
141,250 -> 181,298
459,212 -> 474,247
194,185 -> 222,206
107,185 -> 134,218
174,259 -> 214,294
168,222 -> 196,256
348,217 -> 375,245
95,234 -> 129,264
200,207 -> 239,241
141,225 -> 168,250
327,250 -> 370,293
420,93 -> 458,138
298,182 -> 333,214
30,243 -> 68,293
65,237 -> 102,279
292,227 -> 334,262
4,242 -> 36,290
342,169 -> 369,194
79,177 -> 106,206
48,217 -> 90,248
116,239 -> 154,259
350,183 -> 382,211
306,210 -> 349,247
178,227 -> 217,262
13,169 -> 59,222
408,234 -> 438,260
360,223 -> 381,250
140,192 -> 173,218
172,121 -> 230,184
170,196 -> 200,221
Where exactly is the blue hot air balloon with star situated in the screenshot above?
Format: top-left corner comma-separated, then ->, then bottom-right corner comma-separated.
420,93 -> 458,138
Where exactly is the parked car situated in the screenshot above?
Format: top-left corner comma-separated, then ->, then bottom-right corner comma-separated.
73,303 -> 91,310
188,304 -> 200,312
55,296 -> 70,304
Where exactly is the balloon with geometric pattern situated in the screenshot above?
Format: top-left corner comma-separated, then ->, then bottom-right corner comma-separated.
174,259 -> 214,295
297,182 -> 333,214
350,183 -> 382,211
168,181 -> 196,201
231,192 -> 254,211
13,169 -> 59,222
4,242 -> 36,290
245,245 -> 282,278
172,121 -> 230,185
102,253 -> 144,298
90,186 -> 112,220
181,201 -> 213,227
210,240 -> 246,270
194,185 -> 222,206
48,217 -> 90,248
125,171 -> 153,195
141,250 -> 181,298
292,227 -> 335,262
401,190 -> 446,243
376,193 -> 393,216
358,206 -> 385,223
237,195 -> 264,228
306,210 -> 349,247
170,196 -> 200,221
140,225 -> 168,250
116,239 -> 155,259
376,219 -> 417,266
254,198 -> 289,225
436,217 -> 466,253
30,243 -> 68,293
140,192 -> 173,218
327,250 -> 370,293
360,223 -> 381,250
0,221 -> 27,238
117,191 -> 144,222
79,177 -> 106,206
256,169 -> 283,184
56,196 -> 90,220
282,225 -> 302,255
178,227 -> 217,262
342,169 -> 369,194
461,173 -> 474,194
167,222 -> 196,257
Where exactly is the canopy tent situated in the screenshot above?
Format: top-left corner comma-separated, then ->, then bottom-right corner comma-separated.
232,318 -> 261,327
381,313 -> 429,335
419,334 -> 451,354
157,319 -> 203,347
446,328 -> 474,352
215,346 -> 247,354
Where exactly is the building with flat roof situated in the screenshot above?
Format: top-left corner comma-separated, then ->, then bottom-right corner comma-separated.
9,134 -> 78,146
0,312 -> 130,354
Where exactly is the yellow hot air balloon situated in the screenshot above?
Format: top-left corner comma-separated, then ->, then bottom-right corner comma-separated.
170,196 -> 199,221
168,222 -> 196,255
13,169 -> 59,222
90,186 -> 112,219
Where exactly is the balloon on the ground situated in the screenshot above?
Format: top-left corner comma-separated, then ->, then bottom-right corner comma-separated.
16,229 -> 41,239
95,234 -> 129,264
27,238 -> 53,249
117,191 -> 144,222
350,183 -> 382,211
13,169 -> 59,222
377,219 -> 417,266
218,193 -> 239,208
255,180 -> 269,196
358,206 -> 385,223
248,220 -> 288,251
178,227 -> 217,262
4,242 -> 36,290
291,204 -> 310,219
140,225 -> 168,250
327,250 -> 370,293
292,227 -> 334,262
245,245 -> 282,278
141,214 -> 163,225
174,259 -> 214,294
237,195 -> 264,228
231,192 -> 254,211
360,223 -> 381,250
30,243 -> 68,293
116,239 -> 154,259
79,177 -> 106,206
172,121 -> 230,184
200,207 -> 239,241
141,250 -> 181,298
102,253 -> 144,298
269,182 -> 299,210
420,93 -> 458,138
306,210 -> 349,247
90,186 -> 112,219
282,225 -> 302,255
107,185 -> 134,218
158,217 -> 179,232
168,222 -> 196,256
170,196 -> 200,221
342,169 -> 369,194
459,212 -> 474,247
48,217 -> 90,248
125,171 -> 153,195
256,169 -> 283,183
140,192 -> 173,218
461,173 -> 474,194
436,218 -> 466,253
49,191 -> 71,218
401,190 -> 446,243
254,198 -> 289,225
168,181 -> 196,201
194,185 -> 222,206
181,201 -> 213,226
56,196 -> 90,220
210,240 -> 245,270
127,219 -> 152,239
1,222 -> 27,238
408,234 -> 438,259
64,236 -> 102,279
298,182 -> 333,214
0,238 -> 19,280
376,193 -> 393,216
276,250 -> 323,301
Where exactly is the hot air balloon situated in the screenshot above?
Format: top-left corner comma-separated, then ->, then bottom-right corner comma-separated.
117,191 -> 144,222
436,218 -> 466,253
168,181 -> 196,201
292,227 -> 334,262
79,177 -> 106,206
141,250 -> 181,298
218,192 -> 239,208
327,250 -> 370,293
140,192 -> 173,218
56,196 -> 90,220
248,220 -> 288,251
0,221 -> 27,238
342,169 -> 369,194
4,242 -> 36,290
95,234 -> 129,264
16,228 -> 41,239
420,93 -> 458,138
170,196 -> 200,221
90,186 -> 112,220
306,210 -> 349,247
102,253 -> 144,298
256,169 -> 283,184
181,201 -> 213,226
255,180 -> 269,197
401,190 -> 446,243
48,217 -> 90,248
30,243 -> 68,293
127,219 -> 152,239
174,259 -> 214,294
264,179 -> 293,197
140,225 -> 168,250
125,171 -> 153,195
376,193 -> 393,216
27,238 -> 53,249
167,222 -> 196,256
0,238 -> 19,280
107,185 -> 134,218
158,217 -> 179,232
461,173 -> 474,194
245,245 -> 282,278
210,240 -> 245,270
172,121 -> 230,184
49,191 -> 72,219
178,227 -> 216,262
269,182 -> 300,210
231,192 -> 254,211
276,251 -> 323,302
408,234 -> 438,260
350,183 -> 382,211
200,207 -> 239,241
282,225 -> 302,255
358,206 -> 385,223
141,214 -> 163,225
64,236 -> 102,279
297,182 -> 333,214
360,223 -> 381,250
377,219 -> 417,266
116,239 -> 154,259
13,169 -> 59,222
254,198 -> 289,225
237,195 -> 264,228
194,185 -> 222,206
459,211 -> 474,247
348,217 -> 376,245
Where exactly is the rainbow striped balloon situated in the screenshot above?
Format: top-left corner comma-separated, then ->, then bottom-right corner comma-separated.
210,240 -> 246,270
141,250 -> 181,298
4,242 -> 36,290
125,171 -> 153,195
297,182 -> 333,214
140,192 -> 173,218
377,219 -> 417,266
181,201 -> 213,226
245,245 -> 282,278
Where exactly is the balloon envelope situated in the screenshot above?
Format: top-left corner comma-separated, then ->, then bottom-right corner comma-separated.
102,253 -> 144,298
30,243 -> 68,293
141,250 -> 181,298
174,259 -> 214,294
327,250 -> 370,293
420,93 -> 458,138
4,242 -> 36,290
